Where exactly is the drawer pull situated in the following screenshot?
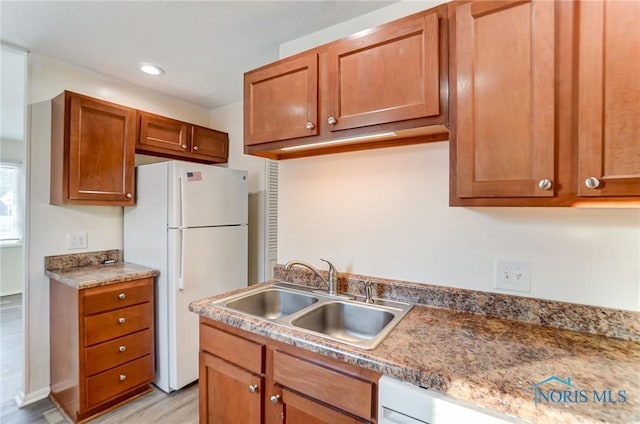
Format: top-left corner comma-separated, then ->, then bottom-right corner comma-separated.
118,293 -> 126,300
248,384 -> 259,394
270,394 -> 280,404
118,317 -> 126,324
119,345 -> 127,352
119,374 -> 127,381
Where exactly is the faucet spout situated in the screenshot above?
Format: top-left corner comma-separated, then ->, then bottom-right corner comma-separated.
284,259 -> 338,295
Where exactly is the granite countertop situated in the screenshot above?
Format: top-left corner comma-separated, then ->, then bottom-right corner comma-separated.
44,249 -> 159,289
190,279 -> 640,424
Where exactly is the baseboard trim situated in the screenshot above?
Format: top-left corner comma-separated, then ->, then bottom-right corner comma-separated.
14,386 -> 50,407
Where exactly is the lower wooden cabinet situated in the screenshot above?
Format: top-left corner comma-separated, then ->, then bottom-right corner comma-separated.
281,390 -> 365,424
199,352 -> 264,423
50,278 -> 155,422
199,317 -> 380,424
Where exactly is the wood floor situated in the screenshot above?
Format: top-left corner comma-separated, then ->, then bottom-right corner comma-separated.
0,294 -> 199,424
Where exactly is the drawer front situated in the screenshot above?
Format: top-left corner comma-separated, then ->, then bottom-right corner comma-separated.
86,355 -> 153,408
273,350 -> 374,420
200,323 -> 264,375
85,329 -> 153,376
83,278 -> 153,315
85,303 -> 152,346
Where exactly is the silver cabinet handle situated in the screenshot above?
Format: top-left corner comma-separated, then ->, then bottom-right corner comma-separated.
118,293 -> 126,300
327,116 -> 337,125
126,193 -> 133,199
182,144 -> 187,149
193,145 -> 199,151
119,374 -> 127,381
119,345 -> 127,352
538,179 -> 552,190
248,385 -> 259,394
118,317 -> 126,324
270,394 -> 280,404
305,122 -> 314,130
585,176 -> 601,189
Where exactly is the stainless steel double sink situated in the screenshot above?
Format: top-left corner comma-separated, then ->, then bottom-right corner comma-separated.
209,282 -> 412,350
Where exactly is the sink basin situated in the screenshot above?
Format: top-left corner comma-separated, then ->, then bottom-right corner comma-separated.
291,301 -> 396,344
211,282 -> 412,349
224,288 -> 318,319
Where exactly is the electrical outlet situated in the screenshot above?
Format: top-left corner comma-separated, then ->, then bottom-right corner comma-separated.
495,260 -> 531,293
67,232 -> 88,250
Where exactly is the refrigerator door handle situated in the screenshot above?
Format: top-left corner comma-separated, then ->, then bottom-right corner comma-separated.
178,228 -> 185,291
178,175 -> 186,291
179,175 -> 186,228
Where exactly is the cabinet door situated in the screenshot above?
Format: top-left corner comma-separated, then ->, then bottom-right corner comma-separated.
199,352 -> 263,424
138,111 -> 190,155
67,94 -> 136,203
453,0 -> 556,198
191,126 -> 228,162
244,54 -> 318,145
577,0 -> 640,197
325,11 -> 441,131
282,390 -> 366,424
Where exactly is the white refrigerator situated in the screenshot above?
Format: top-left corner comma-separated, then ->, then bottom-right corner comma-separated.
124,160 -> 248,393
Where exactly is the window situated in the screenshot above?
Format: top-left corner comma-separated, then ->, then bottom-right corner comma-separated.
0,163 -> 22,244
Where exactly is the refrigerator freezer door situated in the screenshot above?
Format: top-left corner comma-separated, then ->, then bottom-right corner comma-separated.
168,162 -> 248,228
167,225 -> 248,391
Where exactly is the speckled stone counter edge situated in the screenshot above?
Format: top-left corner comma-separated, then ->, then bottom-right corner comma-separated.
274,264 -> 640,341
45,249 -> 120,270
44,250 -> 159,289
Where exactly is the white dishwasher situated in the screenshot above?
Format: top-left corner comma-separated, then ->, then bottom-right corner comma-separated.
378,376 -> 523,424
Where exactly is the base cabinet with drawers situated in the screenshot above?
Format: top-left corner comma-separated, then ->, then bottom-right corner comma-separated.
199,317 -> 380,424
49,277 -> 155,423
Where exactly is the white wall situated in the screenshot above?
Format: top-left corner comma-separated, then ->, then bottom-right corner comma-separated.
22,53 -> 212,403
1,245 -> 22,295
276,2 -> 640,312
209,102 -> 267,284
1,45 -> 27,298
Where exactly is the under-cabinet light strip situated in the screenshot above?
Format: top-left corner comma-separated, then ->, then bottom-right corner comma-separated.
281,132 -> 397,151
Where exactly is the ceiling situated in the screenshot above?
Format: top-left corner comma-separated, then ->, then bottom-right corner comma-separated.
1,1 -> 396,110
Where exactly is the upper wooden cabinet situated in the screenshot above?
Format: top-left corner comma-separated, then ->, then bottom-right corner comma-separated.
577,0 -> 640,197
449,0 -> 640,206
51,91 -> 136,206
325,12 -> 441,132
137,111 -> 229,164
452,0 -> 555,199
51,92 -> 229,206
244,4 -> 449,160
244,54 -> 319,145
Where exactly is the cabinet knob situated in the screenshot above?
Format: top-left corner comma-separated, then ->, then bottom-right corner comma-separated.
193,145 -> 199,151
305,122 -> 315,130
119,345 -> 127,352
118,293 -> 126,300
327,116 -> 337,125
585,176 -> 601,189
538,179 -> 552,191
248,384 -> 259,394
182,144 -> 188,149
118,317 -> 126,324
126,193 -> 133,199
270,394 -> 280,404
119,374 -> 127,381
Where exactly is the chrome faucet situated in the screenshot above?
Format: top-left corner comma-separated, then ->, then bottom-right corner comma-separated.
284,258 -> 338,296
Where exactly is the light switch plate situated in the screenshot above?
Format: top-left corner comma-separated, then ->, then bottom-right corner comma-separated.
494,260 -> 531,293
67,232 -> 88,250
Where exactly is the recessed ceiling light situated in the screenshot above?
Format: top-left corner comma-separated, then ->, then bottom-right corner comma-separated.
139,64 -> 165,76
